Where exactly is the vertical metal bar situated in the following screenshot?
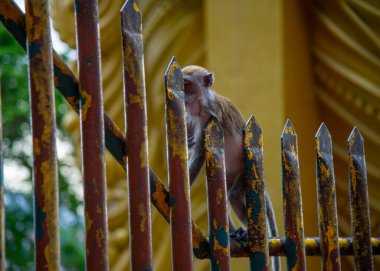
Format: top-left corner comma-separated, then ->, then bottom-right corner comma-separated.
243,116 -> 269,271
0,79 -> 5,271
165,57 -> 194,271
74,0 -> 109,270
204,118 -> 230,271
24,0 -> 60,269
348,127 -> 373,271
315,123 -> 341,271
121,1 -> 153,270
281,119 -> 306,271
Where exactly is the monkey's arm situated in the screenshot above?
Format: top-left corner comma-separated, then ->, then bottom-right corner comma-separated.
228,178 -> 246,232
229,177 -> 280,271
188,136 -> 205,186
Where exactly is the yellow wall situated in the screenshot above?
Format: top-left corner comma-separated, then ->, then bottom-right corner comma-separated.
205,0 -> 285,232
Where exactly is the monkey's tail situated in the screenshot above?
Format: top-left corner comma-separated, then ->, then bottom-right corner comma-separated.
266,192 -> 280,271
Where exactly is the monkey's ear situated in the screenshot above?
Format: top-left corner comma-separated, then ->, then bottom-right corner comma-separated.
204,72 -> 214,88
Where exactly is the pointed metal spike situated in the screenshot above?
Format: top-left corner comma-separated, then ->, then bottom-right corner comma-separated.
243,115 -> 262,148
165,56 -> 178,76
348,127 -> 364,156
315,123 -> 332,155
165,56 -> 183,95
120,0 -> 141,34
281,119 -> 296,138
243,115 -> 262,134
281,119 -> 297,154
204,117 -> 224,149
243,115 -> 255,132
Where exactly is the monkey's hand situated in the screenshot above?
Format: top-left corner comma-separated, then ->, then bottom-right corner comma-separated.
229,227 -> 247,243
187,134 -> 195,149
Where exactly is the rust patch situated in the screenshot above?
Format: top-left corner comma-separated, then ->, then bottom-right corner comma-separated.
40,161 -> 55,211
132,2 -> 140,12
128,93 -> 143,108
96,205 -> 101,214
96,229 -> 105,248
34,138 -> 41,156
214,237 -> 229,256
44,244 -> 58,271
86,212 -> 93,234
167,109 -> 187,160
285,125 -> 296,136
152,184 -> 170,217
80,89 -> 92,122
138,203 -> 147,232
139,140 -> 148,168
216,188 -> 222,205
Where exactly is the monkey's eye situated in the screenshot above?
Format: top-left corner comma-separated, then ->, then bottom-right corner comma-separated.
184,80 -> 192,87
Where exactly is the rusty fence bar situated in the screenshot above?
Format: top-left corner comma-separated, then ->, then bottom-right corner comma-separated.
121,1 -> 153,270
348,128 -> 374,271
74,0 -> 109,269
165,57 -> 194,271
315,123 -> 341,271
243,116 -> 269,271
0,79 -> 4,271
25,0 -> 61,269
205,118 -> 230,271
281,120 -> 306,270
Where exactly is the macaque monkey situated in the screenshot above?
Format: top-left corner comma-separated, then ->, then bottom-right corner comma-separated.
182,65 -> 279,269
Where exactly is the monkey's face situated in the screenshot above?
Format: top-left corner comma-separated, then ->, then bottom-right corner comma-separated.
182,66 -> 214,117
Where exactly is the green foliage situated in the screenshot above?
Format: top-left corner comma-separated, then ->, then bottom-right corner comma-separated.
0,22 -> 85,270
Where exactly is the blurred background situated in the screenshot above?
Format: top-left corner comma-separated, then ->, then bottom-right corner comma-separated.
1,0 -> 379,270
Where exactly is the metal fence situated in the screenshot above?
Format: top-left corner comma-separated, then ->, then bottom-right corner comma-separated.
0,0 -> 379,270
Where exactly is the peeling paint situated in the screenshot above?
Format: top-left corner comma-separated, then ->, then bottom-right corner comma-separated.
151,183 -> 170,217
129,93 -> 143,108
80,89 -> 92,122
216,188 -> 222,205
86,212 -> 93,234
44,243 -> 58,271
132,2 -> 140,13
96,229 -> 105,248
139,140 -> 148,168
34,138 -> 41,156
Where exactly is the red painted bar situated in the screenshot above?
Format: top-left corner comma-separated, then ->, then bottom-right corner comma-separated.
281,120 -> 306,271
165,57 -> 194,271
205,118 -> 230,271
315,123 -> 341,271
74,0 -> 109,269
25,0 -> 60,269
348,128 -> 373,271
121,1 -> 153,270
